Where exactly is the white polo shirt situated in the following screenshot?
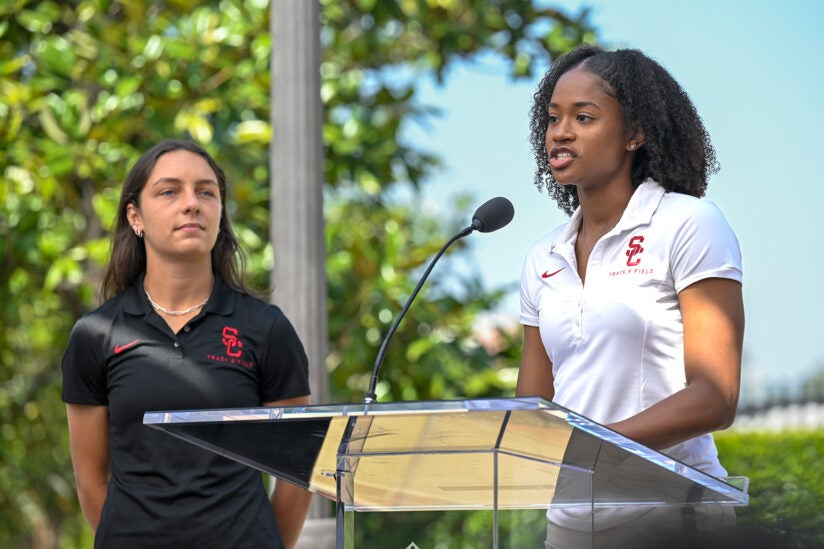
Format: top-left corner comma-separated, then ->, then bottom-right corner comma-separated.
521,179 -> 742,478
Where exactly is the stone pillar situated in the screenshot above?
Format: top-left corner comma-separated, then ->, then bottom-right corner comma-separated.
270,1 -> 333,542
270,0 -> 327,416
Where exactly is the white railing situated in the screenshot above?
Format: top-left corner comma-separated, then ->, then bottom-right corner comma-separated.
732,400 -> 824,432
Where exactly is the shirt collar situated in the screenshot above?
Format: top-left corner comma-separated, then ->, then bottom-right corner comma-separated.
615,179 -> 666,231
122,272 -> 235,316
204,275 -> 234,316
553,179 -> 665,249
123,274 -> 149,316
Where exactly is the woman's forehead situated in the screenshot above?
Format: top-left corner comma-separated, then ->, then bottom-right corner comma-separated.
549,68 -> 618,111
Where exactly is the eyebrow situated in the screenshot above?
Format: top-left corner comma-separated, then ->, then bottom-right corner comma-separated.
150,177 -> 219,187
548,101 -> 601,109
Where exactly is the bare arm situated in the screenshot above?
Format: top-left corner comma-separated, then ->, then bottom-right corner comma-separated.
609,277 -> 744,450
263,395 -> 313,549
516,325 -> 555,401
66,404 -> 110,532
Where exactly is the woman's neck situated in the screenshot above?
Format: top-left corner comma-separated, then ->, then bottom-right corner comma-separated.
143,258 -> 215,310
576,179 -> 635,237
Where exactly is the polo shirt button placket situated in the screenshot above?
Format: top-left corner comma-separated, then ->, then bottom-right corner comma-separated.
574,287 -> 585,341
576,300 -> 584,340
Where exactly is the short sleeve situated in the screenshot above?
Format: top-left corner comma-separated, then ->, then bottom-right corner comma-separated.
61,317 -> 108,405
257,308 -> 310,403
670,199 -> 743,293
520,247 -> 541,327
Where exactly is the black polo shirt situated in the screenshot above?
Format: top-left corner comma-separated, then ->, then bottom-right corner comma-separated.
62,275 -> 310,548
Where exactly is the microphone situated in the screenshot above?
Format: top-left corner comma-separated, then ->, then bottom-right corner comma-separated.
364,196 -> 514,403
470,195 -> 515,233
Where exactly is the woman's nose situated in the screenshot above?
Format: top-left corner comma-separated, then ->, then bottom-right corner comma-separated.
549,119 -> 574,142
181,188 -> 201,212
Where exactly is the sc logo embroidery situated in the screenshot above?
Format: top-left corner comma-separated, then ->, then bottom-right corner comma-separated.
221,326 -> 244,358
626,235 -> 645,266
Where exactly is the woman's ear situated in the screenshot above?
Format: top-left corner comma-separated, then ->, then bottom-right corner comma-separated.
627,127 -> 645,151
126,202 -> 141,230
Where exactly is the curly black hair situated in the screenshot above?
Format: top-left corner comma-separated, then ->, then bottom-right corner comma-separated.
529,44 -> 719,215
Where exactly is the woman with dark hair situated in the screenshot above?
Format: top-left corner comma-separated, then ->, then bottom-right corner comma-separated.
62,139 -> 313,547
100,139 -> 250,301
516,45 -> 744,546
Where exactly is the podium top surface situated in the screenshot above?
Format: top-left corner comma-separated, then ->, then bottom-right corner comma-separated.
144,397 -> 748,511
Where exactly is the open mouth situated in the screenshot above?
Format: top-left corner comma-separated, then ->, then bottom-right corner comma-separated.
550,151 -> 575,169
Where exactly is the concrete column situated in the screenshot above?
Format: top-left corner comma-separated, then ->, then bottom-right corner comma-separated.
270,1 -> 332,539
270,0 -> 328,411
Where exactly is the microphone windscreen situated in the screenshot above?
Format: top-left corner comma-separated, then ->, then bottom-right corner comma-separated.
471,196 -> 514,233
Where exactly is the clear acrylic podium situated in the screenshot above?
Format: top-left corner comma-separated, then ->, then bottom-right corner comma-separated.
143,397 -> 748,548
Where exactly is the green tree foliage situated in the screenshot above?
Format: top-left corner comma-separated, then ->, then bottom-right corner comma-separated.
0,0 -> 595,545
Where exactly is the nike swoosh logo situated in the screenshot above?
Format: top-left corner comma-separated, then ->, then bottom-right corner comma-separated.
541,267 -> 565,279
114,339 -> 141,355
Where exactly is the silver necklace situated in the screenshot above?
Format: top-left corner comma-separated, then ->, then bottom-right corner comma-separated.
144,287 -> 209,316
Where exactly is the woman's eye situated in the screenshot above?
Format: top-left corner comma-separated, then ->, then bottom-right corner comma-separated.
160,189 -> 175,197
547,114 -> 559,124
577,114 -> 593,122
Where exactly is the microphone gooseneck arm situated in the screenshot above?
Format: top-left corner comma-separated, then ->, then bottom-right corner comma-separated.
364,225 -> 473,403
363,196 -> 514,404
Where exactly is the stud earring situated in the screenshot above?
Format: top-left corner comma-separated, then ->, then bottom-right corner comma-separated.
132,225 -> 143,238
630,143 -> 637,150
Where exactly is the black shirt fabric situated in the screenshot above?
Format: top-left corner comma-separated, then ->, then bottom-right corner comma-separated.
61,275 -> 311,548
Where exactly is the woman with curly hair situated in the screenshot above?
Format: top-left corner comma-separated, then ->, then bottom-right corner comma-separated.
516,45 -> 744,547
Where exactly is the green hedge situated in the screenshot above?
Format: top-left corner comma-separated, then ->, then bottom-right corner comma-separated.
715,429 -> 824,548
